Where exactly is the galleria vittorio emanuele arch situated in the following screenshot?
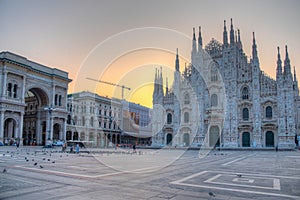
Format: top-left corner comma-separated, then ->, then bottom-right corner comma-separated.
0,51 -> 71,146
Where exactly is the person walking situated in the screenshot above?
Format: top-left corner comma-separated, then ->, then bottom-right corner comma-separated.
75,144 -> 80,154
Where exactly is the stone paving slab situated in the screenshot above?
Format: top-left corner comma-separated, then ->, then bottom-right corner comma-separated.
0,146 -> 300,199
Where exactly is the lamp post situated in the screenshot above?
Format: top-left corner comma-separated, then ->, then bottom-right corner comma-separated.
44,104 -> 55,146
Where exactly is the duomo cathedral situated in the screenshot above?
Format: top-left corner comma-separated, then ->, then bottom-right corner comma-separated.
152,19 -> 300,149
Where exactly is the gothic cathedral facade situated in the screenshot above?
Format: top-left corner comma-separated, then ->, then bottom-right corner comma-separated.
152,19 -> 299,149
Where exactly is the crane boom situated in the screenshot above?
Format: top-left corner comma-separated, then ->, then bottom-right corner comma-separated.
86,77 -> 131,99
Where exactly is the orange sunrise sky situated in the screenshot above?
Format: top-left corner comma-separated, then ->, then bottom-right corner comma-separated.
1,0 -> 300,108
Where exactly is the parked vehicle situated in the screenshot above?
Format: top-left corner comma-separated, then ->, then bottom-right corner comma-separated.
66,141 -> 86,148
52,140 -> 64,146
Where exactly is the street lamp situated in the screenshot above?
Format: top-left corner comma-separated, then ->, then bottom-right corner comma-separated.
44,104 -> 56,146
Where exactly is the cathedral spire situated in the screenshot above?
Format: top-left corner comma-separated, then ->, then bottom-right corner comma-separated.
155,68 -> 158,90
276,46 -> 282,79
237,29 -> 242,49
192,27 -> 197,54
285,45 -> 290,65
175,48 -> 180,72
166,77 -> 169,95
230,18 -> 235,45
294,66 -> 297,80
235,30 -> 237,43
294,66 -> 298,83
152,68 -> 158,104
193,27 -> 196,41
223,20 -> 228,47
160,66 -> 163,81
252,32 -> 258,60
198,26 -> 202,50
284,45 -> 291,75
159,66 -> 164,96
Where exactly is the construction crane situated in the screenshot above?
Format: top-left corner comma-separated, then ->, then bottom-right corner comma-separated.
86,77 -> 131,99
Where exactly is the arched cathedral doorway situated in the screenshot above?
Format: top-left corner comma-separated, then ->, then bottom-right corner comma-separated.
265,131 -> 274,147
166,133 -> 172,145
209,126 -> 220,147
242,132 -> 250,147
183,133 -> 190,147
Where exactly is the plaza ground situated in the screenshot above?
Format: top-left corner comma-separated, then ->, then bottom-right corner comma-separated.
0,146 -> 300,200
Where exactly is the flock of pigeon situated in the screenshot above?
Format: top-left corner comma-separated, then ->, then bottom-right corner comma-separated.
1,148 -> 70,174
0,148 -> 247,199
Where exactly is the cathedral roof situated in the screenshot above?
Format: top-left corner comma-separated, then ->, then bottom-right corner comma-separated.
205,38 -> 223,58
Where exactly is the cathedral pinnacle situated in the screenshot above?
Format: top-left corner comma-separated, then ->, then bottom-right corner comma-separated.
285,45 -> 290,62
166,77 -> 169,95
252,32 -> 258,59
276,46 -> 282,77
294,66 -> 298,82
284,45 -> 291,75
230,18 -> 235,45
237,29 -> 242,49
223,20 -> 228,47
198,26 -> 202,48
192,27 -> 197,55
193,27 -> 196,41
175,48 -> 180,72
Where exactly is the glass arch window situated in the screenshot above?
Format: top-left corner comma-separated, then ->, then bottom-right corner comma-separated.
167,113 -> 172,124
266,106 -> 272,118
211,94 -> 218,107
242,87 -> 249,100
211,66 -> 218,82
184,112 -> 189,123
184,93 -> 190,104
242,108 -> 249,121
7,83 -> 12,97
13,84 -> 17,98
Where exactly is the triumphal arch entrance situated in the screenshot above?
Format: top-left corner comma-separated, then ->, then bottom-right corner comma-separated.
0,52 -> 71,146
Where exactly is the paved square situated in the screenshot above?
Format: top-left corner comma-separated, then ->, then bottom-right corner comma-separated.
1,146 -> 300,199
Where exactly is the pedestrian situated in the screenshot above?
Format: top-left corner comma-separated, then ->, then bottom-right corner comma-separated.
62,142 -> 66,152
75,144 -> 80,154
16,141 -> 20,148
133,144 -> 136,153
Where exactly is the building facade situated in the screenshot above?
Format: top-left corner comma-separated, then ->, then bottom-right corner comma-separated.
122,101 -> 152,146
66,91 -> 152,147
152,19 -> 299,149
0,51 -> 71,145
66,92 -> 123,147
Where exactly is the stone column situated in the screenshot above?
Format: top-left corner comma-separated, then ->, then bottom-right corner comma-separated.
36,110 -> 41,145
100,133 -> 105,147
1,70 -> 7,97
62,119 -> 66,141
50,116 -> 54,140
0,110 -> 4,142
21,75 -> 26,103
71,131 -> 74,141
19,111 -> 24,145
